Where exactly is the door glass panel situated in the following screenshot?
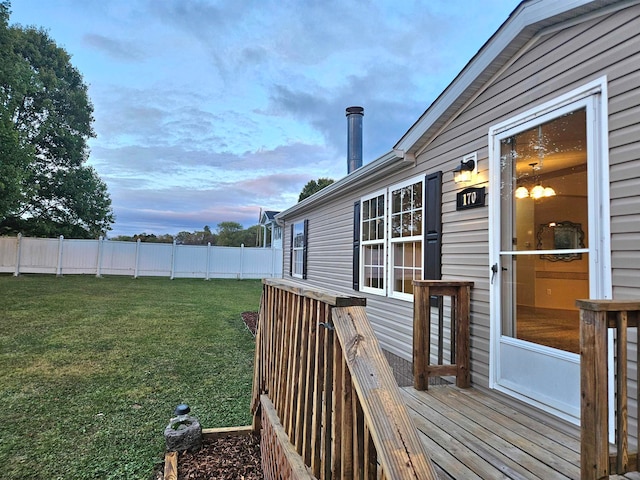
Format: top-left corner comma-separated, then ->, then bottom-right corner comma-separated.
499,108 -> 589,353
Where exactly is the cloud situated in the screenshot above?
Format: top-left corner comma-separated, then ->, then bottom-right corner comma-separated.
82,33 -> 144,61
9,0 -> 521,237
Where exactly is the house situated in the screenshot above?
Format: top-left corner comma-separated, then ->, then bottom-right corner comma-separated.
258,210 -> 282,249
275,0 -> 640,435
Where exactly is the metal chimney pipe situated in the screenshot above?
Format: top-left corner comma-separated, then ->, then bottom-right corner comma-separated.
346,106 -> 364,174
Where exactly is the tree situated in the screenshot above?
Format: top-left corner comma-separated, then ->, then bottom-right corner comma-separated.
216,221 -> 244,246
0,1 -> 114,238
298,178 -> 334,202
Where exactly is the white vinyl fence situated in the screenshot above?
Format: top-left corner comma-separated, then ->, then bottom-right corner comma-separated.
0,235 -> 283,279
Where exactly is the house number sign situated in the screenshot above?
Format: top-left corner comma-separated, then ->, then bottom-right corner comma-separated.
456,187 -> 486,211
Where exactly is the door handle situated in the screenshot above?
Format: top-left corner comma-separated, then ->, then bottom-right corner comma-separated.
490,264 -> 507,285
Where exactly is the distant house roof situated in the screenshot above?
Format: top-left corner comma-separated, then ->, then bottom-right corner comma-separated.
260,210 -> 280,225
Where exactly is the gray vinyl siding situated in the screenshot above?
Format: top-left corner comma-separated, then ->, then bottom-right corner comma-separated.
406,4 -> 640,391
279,1 -> 640,427
281,165 -> 427,362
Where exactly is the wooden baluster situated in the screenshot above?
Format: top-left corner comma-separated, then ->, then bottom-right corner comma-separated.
302,298 -> 317,465
341,358 -> 354,479
353,395 -> 365,479
616,310 -> 628,473
322,304 -> 334,480
311,300 -> 325,478
332,336 -> 343,478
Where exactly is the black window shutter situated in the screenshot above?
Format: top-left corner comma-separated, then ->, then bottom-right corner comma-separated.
302,219 -> 309,280
424,171 -> 442,280
289,223 -> 294,277
353,201 -> 361,290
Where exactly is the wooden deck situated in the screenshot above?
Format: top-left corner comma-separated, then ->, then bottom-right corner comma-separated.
401,385 -> 640,480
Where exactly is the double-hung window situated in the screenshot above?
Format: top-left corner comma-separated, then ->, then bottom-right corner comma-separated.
358,175 -> 427,300
360,191 -> 386,294
389,177 -> 423,299
291,221 -> 306,278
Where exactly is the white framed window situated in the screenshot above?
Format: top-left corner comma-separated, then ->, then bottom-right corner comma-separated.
292,221 -> 305,278
358,176 -> 425,301
360,190 -> 386,295
389,176 -> 424,300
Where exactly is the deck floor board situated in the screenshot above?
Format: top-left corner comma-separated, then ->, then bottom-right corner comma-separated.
401,385 -> 581,480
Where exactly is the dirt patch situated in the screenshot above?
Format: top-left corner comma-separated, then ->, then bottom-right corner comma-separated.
242,311 -> 258,336
176,434 -> 263,479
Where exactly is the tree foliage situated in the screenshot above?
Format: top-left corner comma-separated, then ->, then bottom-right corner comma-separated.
0,1 -> 114,238
298,177 -> 334,202
111,223 -> 260,247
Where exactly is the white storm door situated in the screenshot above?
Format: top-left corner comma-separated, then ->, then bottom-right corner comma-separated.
488,79 -> 611,424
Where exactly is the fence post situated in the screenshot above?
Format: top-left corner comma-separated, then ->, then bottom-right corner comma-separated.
134,239 -> 141,278
14,233 -> 22,277
96,236 -> 104,278
170,240 -> 176,280
56,235 -> 64,277
205,242 -> 211,281
240,243 -> 244,280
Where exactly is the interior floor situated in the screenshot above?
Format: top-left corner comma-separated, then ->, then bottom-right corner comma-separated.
515,305 -> 580,354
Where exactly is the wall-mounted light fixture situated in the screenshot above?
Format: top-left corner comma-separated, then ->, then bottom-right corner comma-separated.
453,153 -> 477,183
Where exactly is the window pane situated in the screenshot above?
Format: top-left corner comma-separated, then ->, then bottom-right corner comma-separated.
404,242 -> 414,265
394,243 -> 403,267
414,210 -> 422,235
402,213 -> 413,237
501,109 -> 588,252
370,221 -> 377,241
391,214 -> 400,238
362,220 -> 369,241
414,183 -> 423,208
401,186 -> 411,211
392,189 -> 401,214
394,267 -> 403,293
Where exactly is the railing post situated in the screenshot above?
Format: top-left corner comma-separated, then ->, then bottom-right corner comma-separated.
577,299 -> 640,480
413,280 -> 473,390
413,282 -> 430,391
456,283 -> 471,388
578,303 -> 609,480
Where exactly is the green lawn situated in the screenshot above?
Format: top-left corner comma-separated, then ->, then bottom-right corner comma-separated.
0,275 -> 263,479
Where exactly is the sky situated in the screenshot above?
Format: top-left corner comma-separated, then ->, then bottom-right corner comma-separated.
9,0 -> 520,238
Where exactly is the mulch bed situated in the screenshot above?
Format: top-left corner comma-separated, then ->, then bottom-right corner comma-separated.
241,311 -> 258,336
176,434 -> 263,479
157,312 -> 263,479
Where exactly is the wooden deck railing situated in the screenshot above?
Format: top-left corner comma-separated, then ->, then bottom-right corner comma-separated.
413,280 -> 473,390
577,299 -> 640,480
251,278 -> 438,479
